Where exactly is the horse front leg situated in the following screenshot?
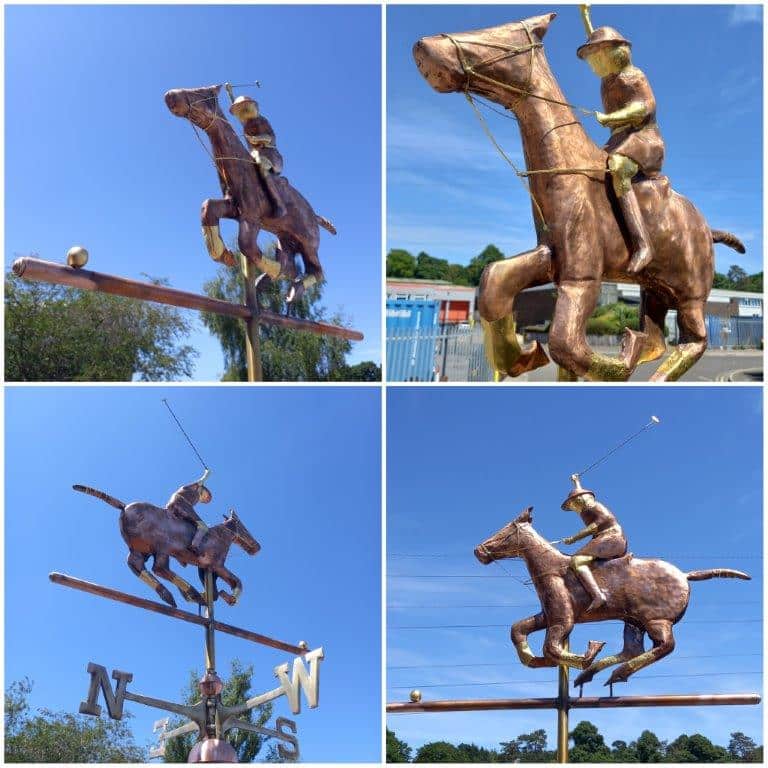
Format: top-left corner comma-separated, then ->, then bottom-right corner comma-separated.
238,220 -> 282,287
574,622 -> 644,687
543,622 -> 606,670
549,279 -> 647,381
511,612 -> 556,668
212,564 -> 242,606
201,198 -> 238,267
479,245 -> 553,380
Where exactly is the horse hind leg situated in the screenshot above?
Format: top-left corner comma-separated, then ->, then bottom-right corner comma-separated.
649,299 -> 707,382
549,279 -> 647,381
127,550 -> 176,608
606,619 -> 674,685
152,554 -> 204,606
479,245 -> 552,380
574,622 -> 644,687
287,240 -> 324,305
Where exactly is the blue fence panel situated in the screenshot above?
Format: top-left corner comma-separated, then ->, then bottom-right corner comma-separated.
705,316 -> 763,349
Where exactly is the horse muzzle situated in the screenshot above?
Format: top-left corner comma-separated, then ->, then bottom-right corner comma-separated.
474,544 -> 494,564
164,89 -> 189,117
413,37 -> 463,93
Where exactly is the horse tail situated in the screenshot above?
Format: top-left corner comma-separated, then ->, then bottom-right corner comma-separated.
317,215 -> 337,235
711,230 -> 746,254
72,484 -> 125,511
687,568 -> 751,581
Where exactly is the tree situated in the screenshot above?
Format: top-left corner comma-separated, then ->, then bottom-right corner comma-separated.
634,730 -> 664,762
331,360 -> 382,381
414,741 -> 463,762
386,728 -> 412,763
569,720 -> 611,762
729,732 -> 761,762
727,264 -> 749,288
455,742 -> 499,762
387,249 -> 417,278
611,739 -> 639,762
466,244 -> 505,285
201,259 -> 355,381
5,678 -> 145,762
162,659 -> 272,763
5,267 -> 197,381
414,252 -> 451,281
500,728 -> 554,762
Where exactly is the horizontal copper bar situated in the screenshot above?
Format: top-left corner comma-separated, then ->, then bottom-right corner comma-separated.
50,572 -> 304,655
13,258 -> 363,341
387,693 -> 760,713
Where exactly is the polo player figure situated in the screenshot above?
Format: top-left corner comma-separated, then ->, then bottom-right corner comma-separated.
166,468 -> 213,555
229,95 -> 288,222
578,4 -> 664,274
560,473 -> 627,612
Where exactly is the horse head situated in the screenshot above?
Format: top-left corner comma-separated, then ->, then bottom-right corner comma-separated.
474,507 -> 536,564
165,84 -> 225,130
413,13 -> 556,98
222,510 -> 261,556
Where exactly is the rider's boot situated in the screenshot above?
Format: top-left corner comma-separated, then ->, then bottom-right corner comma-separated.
263,172 -> 288,219
619,187 -> 653,274
189,521 -> 208,555
576,565 -> 608,612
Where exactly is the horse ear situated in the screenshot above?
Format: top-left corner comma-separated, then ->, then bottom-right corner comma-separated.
526,12 -> 556,41
514,506 -> 534,524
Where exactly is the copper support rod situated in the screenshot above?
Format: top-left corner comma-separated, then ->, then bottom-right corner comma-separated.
557,643 -> 569,763
387,693 -> 761,713
12,257 -> 363,341
50,572 -> 304,655
242,256 -> 263,382
204,570 -> 216,673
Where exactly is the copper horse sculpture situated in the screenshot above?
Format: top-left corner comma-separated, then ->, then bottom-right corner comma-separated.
414,14 -> 746,381
74,484 -> 260,608
475,508 -> 750,686
165,84 -> 337,303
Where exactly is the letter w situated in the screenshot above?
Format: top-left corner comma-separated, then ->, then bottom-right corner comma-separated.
274,647 -> 324,714
79,662 -> 133,719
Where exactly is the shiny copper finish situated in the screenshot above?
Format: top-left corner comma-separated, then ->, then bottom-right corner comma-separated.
12,257 -> 364,343
475,509 -> 750,686
414,14 -> 747,381
386,693 -> 761,713
49,573 -> 305,655
188,738 -> 238,763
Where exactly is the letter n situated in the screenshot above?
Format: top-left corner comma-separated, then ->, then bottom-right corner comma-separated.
274,647 -> 324,714
79,662 -> 133,719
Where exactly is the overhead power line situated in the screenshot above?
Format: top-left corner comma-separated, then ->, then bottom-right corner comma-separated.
390,619 -> 762,630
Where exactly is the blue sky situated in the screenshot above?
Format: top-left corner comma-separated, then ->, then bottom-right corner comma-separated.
5,386 -> 381,761
388,5 -> 763,274
387,387 -> 762,753
5,5 -> 382,377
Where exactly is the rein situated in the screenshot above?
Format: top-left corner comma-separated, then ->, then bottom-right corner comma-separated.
442,26 -> 608,230
486,525 -> 569,586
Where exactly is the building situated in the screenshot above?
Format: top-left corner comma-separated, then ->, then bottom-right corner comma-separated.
386,278 -> 476,325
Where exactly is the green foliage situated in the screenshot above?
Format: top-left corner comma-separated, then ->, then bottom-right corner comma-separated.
331,360 -> 382,381
389,722 -> 761,763
5,678 -> 145,762
586,302 -> 641,336
387,249 -> 417,278
162,659 -> 272,763
386,244 -> 505,287
201,259 -> 364,381
713,265 -> 762,292
5,267 -> 197,381
387,728 -> 413,762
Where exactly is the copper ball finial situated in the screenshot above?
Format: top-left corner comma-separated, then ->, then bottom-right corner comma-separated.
66,246 -> 89,269
298,640 -> 308,651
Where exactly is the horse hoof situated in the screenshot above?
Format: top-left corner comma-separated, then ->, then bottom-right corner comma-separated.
158,588 -> 177,608
605,672 -> 627,686
286,280 -> 305,305
573,672 -> 592,687
254,272 -> 272,292
220,593 -> 236,606
186,588 -> 204,605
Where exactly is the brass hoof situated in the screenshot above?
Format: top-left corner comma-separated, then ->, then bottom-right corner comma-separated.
620,329 -> 648,371
508,340 -> 550,377
584,639 -> 606,665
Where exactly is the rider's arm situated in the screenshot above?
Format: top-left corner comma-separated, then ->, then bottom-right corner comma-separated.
246,133 -> 274,147
597,101 -> 647,128
563,523 -> 599,545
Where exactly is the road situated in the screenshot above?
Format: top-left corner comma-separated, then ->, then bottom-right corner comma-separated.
516,348 -> 763,382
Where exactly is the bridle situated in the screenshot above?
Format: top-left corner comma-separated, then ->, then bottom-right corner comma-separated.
439,24 -> 606,230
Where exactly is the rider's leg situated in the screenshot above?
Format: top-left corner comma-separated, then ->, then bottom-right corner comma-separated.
200,198 -> 237,266
189,521 -> 208,554
609,154 -> 653,274
259,164 -> 288,219
570,555 -> 608,612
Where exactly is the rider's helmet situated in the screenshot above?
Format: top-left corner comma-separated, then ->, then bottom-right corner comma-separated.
199,485 -> 212,504
229,95 -> 259,121
561,486 -> 595,511
577,27 -> 632,60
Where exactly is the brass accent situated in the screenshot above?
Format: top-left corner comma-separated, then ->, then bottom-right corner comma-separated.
409,690 -> 422,703
557,640 -> 569,763
580,4 -> 594,37
482,316 -> 522,378
66,245 -> 89,269
607,154 -> 639,197
202,225 -> 227,262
